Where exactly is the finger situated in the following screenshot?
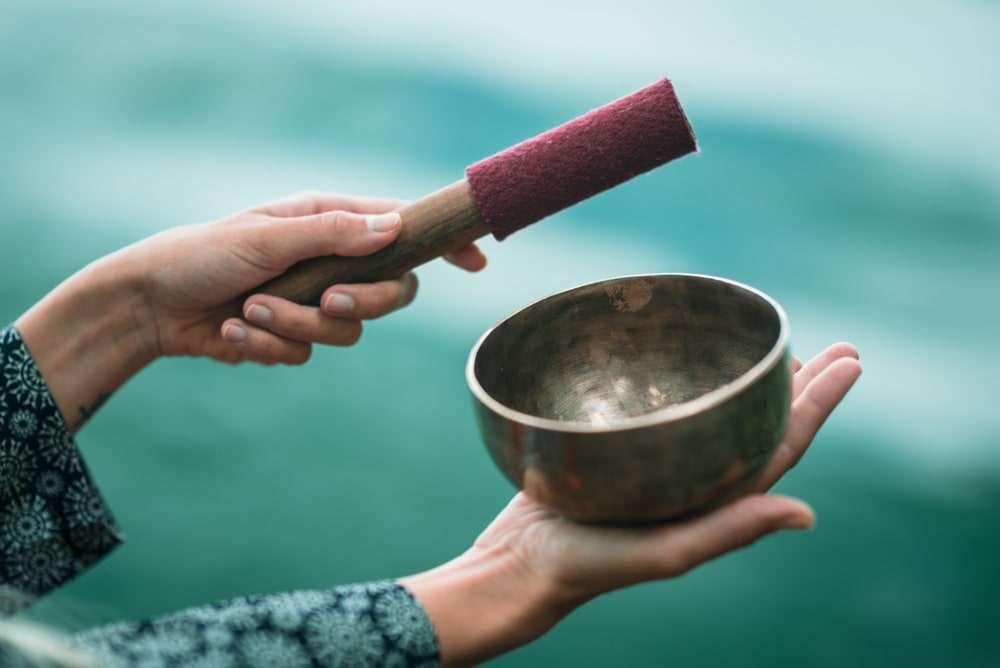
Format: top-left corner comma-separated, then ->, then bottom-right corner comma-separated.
220,319 -> 313,366
789,356 -> 803,376
239,297 -> 364,347
444,244 -> 488,272
749,356 -> 863,493
792,342 -> 859,401
253,191 -> 406,218
321,273 -> 419,320
631,494 -> 814,582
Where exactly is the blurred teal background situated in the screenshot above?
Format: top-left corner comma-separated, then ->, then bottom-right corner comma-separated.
2,1 -> 998,666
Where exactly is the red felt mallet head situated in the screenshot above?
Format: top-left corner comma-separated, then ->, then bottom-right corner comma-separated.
467,78 -> 696,240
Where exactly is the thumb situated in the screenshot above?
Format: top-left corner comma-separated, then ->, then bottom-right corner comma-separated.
633,494 -> 815,581
252,210 -> 402,269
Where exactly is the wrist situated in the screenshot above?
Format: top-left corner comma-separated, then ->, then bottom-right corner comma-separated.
15,250 -> 159,431
399,543 -> 575,667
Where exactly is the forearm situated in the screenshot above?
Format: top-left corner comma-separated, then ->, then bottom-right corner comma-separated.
400,545 -> 575,667
15,250 -> 158,432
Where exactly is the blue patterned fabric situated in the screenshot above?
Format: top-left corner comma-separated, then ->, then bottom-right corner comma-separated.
72,580 -> 439,667
0,325 -> 124,614
0,324 -> 441,666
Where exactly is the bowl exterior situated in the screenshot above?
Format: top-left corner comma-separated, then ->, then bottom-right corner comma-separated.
472,342 -> 791,524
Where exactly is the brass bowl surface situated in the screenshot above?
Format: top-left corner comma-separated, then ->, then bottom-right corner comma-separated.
467,273 -> 791,524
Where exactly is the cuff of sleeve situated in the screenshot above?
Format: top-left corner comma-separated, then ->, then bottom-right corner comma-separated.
71,580 -> 440,666
1,325 -> 124,614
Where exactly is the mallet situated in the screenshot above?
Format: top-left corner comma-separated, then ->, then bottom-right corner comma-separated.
259,78 -> 697,305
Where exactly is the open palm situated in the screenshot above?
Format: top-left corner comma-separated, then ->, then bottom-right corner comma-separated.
474,342 -> 862,606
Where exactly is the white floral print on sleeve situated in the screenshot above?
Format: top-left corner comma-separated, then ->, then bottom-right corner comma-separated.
72,580 -> 441,667
0,325 -> 124,614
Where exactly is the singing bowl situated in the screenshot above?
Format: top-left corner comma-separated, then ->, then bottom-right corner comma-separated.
466,273 -> 791,524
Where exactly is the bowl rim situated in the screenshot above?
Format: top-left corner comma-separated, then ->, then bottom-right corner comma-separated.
465,273 -> 790,433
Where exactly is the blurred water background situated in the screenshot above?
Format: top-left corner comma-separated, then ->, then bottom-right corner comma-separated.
2,0 -> 998,666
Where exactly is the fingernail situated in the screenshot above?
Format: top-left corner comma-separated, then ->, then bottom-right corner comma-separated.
222,323 -> 247,343
366,212 -> 400,233
325,292 -> 355,314
245,304 -> 273,325
398,272 -> 417,308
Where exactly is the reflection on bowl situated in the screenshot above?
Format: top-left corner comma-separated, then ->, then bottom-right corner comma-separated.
467,273 -> 791,524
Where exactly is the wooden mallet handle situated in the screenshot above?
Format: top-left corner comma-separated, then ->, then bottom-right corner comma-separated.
257,180 -> 488,306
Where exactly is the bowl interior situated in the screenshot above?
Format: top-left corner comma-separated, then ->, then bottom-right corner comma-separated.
472,274 -> 784,427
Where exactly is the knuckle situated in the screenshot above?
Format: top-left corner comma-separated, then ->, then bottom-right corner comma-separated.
269,342 -> 311,366
335,321 -> 363,346
662,544 -> 698,578
323,210 -> 360,237
286,346 -> 313,366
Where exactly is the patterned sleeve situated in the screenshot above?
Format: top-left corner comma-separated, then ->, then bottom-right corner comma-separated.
71,580 -> 441,667
1,323 -> 443,665
0,325 -> 124,614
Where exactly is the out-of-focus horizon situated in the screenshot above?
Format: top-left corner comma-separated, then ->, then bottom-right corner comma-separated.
2,1 -> 997,666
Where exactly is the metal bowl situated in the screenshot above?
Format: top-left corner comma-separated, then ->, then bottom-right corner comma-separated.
466,273 -> 791,524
